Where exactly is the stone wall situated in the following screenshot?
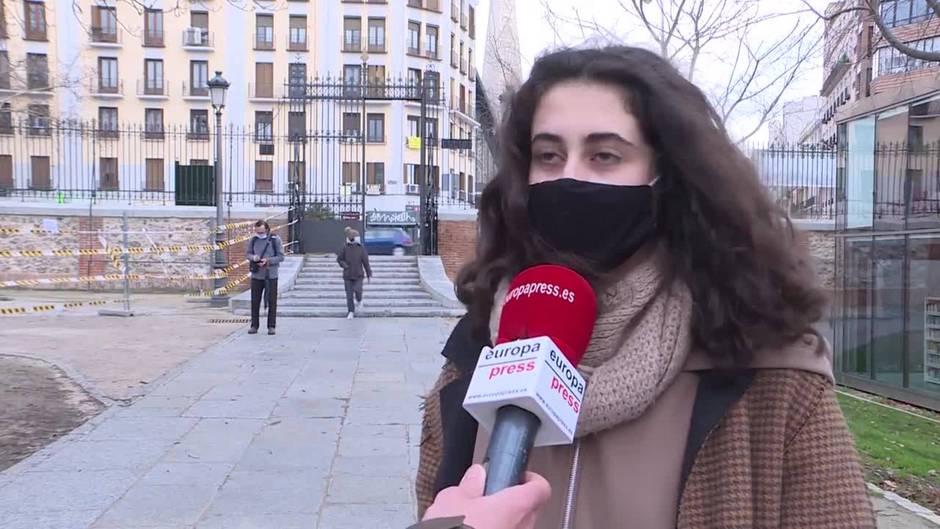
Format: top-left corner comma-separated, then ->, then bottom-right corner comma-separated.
0,206 -> 290,292
437,212 -> 478,280
805,229 -> 836,290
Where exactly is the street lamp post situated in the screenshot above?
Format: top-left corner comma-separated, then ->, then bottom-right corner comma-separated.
208,71 -> 230,307
360,52 -> 368,240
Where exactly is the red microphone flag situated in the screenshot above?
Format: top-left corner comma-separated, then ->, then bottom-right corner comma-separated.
496,265 -> 597,367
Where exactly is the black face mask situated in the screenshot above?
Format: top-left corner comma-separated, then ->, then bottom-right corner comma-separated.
527,178 -> 656,272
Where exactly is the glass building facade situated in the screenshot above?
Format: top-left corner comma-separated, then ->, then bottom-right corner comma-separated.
834,92 -> 940,410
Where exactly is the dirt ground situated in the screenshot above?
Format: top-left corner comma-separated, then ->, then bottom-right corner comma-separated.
0,291 -> 244,469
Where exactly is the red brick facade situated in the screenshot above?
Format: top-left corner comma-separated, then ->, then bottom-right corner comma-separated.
437,218 -> 477,280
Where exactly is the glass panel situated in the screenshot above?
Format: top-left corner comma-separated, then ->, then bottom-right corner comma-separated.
908,96 -> 940,228
874,106 -> 909,230
872,237 -> 906,386
846,116 -> 876,229
841,236 -> 874,378
907,234 -> 940,396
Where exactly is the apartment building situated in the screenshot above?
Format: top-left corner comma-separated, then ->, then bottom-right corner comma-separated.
0,0 -> 481,213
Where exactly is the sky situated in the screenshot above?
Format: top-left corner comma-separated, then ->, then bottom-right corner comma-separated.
474,0 -> 833,141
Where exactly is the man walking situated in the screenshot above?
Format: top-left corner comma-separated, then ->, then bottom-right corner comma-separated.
337,228 -> 372,319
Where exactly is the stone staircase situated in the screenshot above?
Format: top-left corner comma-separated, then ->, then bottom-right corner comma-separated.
273,255 -> 466,318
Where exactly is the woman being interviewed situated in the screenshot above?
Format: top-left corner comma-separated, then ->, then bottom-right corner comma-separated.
416,46 -> 875,528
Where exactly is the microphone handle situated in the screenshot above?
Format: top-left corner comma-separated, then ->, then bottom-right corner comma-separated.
483,405 -> 542,495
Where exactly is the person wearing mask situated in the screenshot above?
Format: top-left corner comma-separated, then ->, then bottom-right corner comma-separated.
246,220 -> 284,335
416,47 -> 875,528
411,465 -> 551,529
337,227 -> 372,319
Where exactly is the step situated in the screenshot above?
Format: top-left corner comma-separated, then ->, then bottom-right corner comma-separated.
295,274 -> 421,282
291,284 -> 426,293
304,256 -> 417,263
279,298 -> 443,308
294,279 -> 422,287
235,307 -> 466,318
282,291 -> 435,301
302,262 -> 419,270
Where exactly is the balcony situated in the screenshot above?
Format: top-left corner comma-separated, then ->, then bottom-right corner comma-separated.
89,27 -> 121,47
250,82 -> 276,100
408,0 -> 440,10
137,79 -> 168,99
182,81 -> 209,100
288,33 -> 308,52
90,79 -> 124,98
142,127 -> 165,141
97,125 -> 119,140
187,127 -> 210,141
144,30 -> 165,48
182,28 -> 213,50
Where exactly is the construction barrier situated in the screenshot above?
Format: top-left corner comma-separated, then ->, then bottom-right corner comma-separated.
0,209 -> 293,236
0,299 -> 112,317
0,260 -> 249,289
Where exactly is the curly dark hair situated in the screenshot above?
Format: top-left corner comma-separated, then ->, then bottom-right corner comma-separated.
455,46 -> 827,365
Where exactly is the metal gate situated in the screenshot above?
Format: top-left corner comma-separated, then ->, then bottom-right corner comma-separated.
283,69 -> 444,255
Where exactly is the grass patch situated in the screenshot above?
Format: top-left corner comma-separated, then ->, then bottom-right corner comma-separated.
837,391 -> 940,513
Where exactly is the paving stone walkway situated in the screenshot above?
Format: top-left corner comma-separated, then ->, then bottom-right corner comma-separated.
0,318 -> 453,529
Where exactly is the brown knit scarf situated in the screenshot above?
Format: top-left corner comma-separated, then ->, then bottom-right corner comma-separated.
489,245 -> 694,437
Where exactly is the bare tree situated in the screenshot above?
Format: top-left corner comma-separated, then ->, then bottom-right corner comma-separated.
801,0 -> 940,61
539,0 -> 822,143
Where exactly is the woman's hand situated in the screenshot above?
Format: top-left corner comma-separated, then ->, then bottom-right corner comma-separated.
260,258 -> 268,267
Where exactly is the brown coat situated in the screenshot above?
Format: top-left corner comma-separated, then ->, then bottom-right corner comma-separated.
417,365 -> 876,528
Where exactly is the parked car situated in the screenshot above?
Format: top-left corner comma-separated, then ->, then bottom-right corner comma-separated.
363,227 -> 414,256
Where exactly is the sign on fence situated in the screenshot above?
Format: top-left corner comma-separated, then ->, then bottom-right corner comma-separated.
441,138 -> 473,150
367,210 -> 418,226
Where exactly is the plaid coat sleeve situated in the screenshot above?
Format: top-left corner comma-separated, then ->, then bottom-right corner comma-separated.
416,361 -> 464,519
779,386 -> 876,529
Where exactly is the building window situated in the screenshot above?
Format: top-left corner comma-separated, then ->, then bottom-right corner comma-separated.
451,33 -> 457,66
24,1 -> 46,41
99,157 -> 119,190
255,160 -> 273,192
0,51 -> 9,90
256,14 -> 274,50
460,41 -> 465,73
27,53 -> 48,90
27,104 -> 49,136
469,5 -> 475,38
144,9 -> 164,47
404,164 -> 420,191
875,37 -> 940,77
145,108 -> 164,139
407,115 -> 420,137
0,103 -> 12,134
91,6 -> 118,42
368,17 -> 386,52
342,162 -> 360,187
367,113 -> 384,142
145,158 -> 164,191
367,162 -> 385,192
189,109 -> 209,140
425,117 -> 438,140
190,60 -> 208,96
426,25 -> 439,58
30,156 -> 50,190
468,48 -> 473,75
344,64 -> 362,84
289,15 -> 307,50
255,62 -> 273,98
881,0 -> 933,28
344,17 -> 361,52
144,59 -> 164,95
425,70 -> 441,99
343,112 -> 361,138
188,11 -> 209,46
255,111 -> 273,142
98,107 -> 118,138
288,111 -> 305,140
0,3 -> 7,40
0,155 -> 12,190
98,57 -> 118,93
408,21 -> 421,55
288,63 -> 307,97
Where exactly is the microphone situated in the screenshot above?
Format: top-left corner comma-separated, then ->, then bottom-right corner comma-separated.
462,264 -> 597,495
